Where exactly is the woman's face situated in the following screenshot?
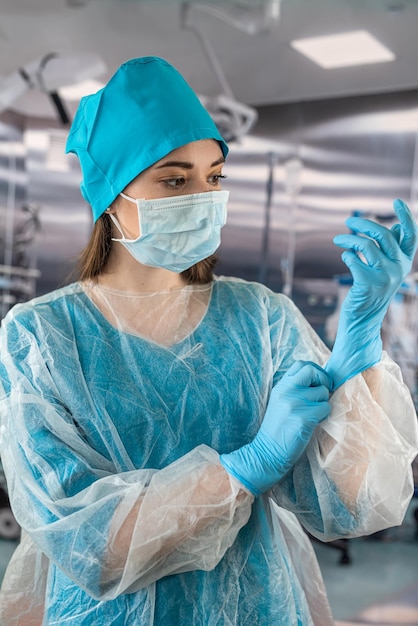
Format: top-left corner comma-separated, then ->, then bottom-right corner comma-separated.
109,139 -> 225,240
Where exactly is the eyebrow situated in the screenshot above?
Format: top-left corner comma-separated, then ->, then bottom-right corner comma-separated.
155,156 -> 225,170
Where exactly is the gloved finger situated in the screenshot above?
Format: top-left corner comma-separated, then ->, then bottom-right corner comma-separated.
340,249 -> 367,274
317,400 -> 331,422
343,217 -> 401,261
339,250 -> 386,291
297,407 -> 331,431
391,223 -> 402,245
334,233 -> 383,267
393,198 -> 418,259
299,398 -> 331,423
297,384 -> 330,403
285,360 -> 309,378
291,361 -> 333,389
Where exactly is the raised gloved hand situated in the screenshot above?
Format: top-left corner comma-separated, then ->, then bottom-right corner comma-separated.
326,198 -> 418,389
220,361 -> 332,496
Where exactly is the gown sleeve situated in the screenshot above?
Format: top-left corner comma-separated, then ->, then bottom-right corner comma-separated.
0,308 -> 253,602
267,294 -> 418,541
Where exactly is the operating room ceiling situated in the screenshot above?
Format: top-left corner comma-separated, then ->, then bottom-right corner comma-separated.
0,0 -> 418,119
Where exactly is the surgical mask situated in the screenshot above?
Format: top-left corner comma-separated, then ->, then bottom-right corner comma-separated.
108,190 -> 229,273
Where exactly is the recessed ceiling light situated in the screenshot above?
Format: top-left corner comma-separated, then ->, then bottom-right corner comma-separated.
291,30 -> 395,69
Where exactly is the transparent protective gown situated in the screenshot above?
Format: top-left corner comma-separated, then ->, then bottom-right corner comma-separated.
0,277 -> 416,626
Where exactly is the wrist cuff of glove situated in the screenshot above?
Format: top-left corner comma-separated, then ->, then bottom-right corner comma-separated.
326,352 -> 382,390
219,452 -> 261,496
220,433 -> 292,497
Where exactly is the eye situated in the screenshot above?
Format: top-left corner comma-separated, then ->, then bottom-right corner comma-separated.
209,174 -> 227,185
164,177 -> 187,189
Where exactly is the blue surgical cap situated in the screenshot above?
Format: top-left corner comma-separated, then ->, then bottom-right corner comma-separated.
65,56 -> 229,222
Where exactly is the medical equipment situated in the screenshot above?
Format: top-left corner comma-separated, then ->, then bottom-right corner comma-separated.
183,1 -> 281,36
1,187 -> 41,318
181,3 -> 259,143
0,52 -> 106,125
0,466 -> 20,541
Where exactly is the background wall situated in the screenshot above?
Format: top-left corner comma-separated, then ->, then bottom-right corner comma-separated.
219,88 -> 418,336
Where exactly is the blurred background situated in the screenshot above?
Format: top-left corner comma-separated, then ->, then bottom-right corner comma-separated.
0,1 -> 417,624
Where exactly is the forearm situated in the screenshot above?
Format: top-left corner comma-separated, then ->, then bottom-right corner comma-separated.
320,354 -> 417,507
103,447 -> 253,596
2,438 -> 252,601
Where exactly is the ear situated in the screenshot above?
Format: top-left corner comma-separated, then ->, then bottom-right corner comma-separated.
106,194 -> 125,214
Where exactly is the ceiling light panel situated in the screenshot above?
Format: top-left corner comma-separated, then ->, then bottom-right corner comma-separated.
291,30 -> 395,69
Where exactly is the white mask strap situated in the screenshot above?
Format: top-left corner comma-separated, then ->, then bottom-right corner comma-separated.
108,213 -> 126,239
107,193 -> 143,241
120,192 -> 137,204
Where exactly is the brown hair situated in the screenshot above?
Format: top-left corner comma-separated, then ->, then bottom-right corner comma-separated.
77,213 -> 217,284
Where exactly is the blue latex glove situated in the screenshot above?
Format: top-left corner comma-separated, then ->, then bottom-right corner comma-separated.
220,361 -> 332,496
326,198 -> 418,389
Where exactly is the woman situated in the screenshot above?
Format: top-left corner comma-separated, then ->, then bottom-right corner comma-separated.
0,56 -> 417,625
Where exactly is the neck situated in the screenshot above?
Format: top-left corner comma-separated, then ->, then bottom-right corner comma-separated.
96,245 -> 187,293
